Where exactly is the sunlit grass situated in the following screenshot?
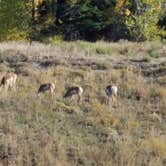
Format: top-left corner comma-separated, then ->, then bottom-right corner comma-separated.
0,41 -> 165,165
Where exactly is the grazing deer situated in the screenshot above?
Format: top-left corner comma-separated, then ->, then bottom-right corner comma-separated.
63,86 -> 83,102
0,72 -> 17,91
105,85 -> 118,104
136,86 -> 145,101
37,83 -> 55,99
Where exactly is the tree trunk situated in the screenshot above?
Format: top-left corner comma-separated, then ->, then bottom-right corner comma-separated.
30,0 -> 35,44
32,0 -> 35,23
51,0 -> 57,18
55,0 -> 65,25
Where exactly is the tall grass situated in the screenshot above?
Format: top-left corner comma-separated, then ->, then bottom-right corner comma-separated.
0,40 -> 165,165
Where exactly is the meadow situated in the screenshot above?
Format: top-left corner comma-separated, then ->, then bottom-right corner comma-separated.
0,40 -> 165,166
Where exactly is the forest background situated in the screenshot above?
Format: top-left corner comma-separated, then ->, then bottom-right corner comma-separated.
0,0 -> 166,42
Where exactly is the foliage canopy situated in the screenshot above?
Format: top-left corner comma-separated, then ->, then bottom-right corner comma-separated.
0,0 -> 165,41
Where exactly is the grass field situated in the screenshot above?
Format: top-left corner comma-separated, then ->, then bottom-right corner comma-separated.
0,40 -> 166,166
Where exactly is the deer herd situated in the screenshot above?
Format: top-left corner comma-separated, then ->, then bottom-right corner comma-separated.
0,72 -> 145,105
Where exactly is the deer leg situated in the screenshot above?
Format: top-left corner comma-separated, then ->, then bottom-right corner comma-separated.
108,96 -> 111,105
77,94 -> 81,103
106,96 -> 109,105
73,95 -> 77,104
115,95 -> 118,106
112,96 -> 114,103
108,96 -> 113,106
14,82 -> 17,91
51,91 -> 54,100
112,95 -> 116,103
37,92 -> 41,99
5,84 -> 8,91
49,89 -> 53,101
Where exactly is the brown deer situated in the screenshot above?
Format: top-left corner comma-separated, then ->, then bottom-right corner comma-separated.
0,72 -> 17,92
37,82 -> 55,99
136,86 -> 145,101
63,86 -> 83,102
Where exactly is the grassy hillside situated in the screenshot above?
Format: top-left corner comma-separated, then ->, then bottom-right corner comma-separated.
0,41 -> 166,166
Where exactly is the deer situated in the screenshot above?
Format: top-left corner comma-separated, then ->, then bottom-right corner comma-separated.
0,72 -> 17,92
136,86 -> 145,101
105,85 -> 118,105
37,82 -> 55,100
63,86 -> 83,102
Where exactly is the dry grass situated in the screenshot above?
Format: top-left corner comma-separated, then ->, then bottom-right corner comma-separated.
0,40 -> 165,166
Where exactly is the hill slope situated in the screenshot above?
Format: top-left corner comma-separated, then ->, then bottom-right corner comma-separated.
0,41 -> 166,166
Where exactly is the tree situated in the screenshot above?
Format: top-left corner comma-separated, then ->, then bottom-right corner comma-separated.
125,0 -> 166,40
0,0 -> 30,41
55,0 -> 131,41
0,0 -> 165,41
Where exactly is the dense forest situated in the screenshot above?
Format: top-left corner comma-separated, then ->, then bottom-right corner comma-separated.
0,0 -> 166,42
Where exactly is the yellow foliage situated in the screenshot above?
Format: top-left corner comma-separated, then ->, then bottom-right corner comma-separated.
35,0 -> 43,7
126,120 -> 140,130
115,0 -> 125,12
92,102 -> 103,112
141,137 -> 166,158
125,9 -> 131,17
100,114 -> 120,128
6,28 -> 27,41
